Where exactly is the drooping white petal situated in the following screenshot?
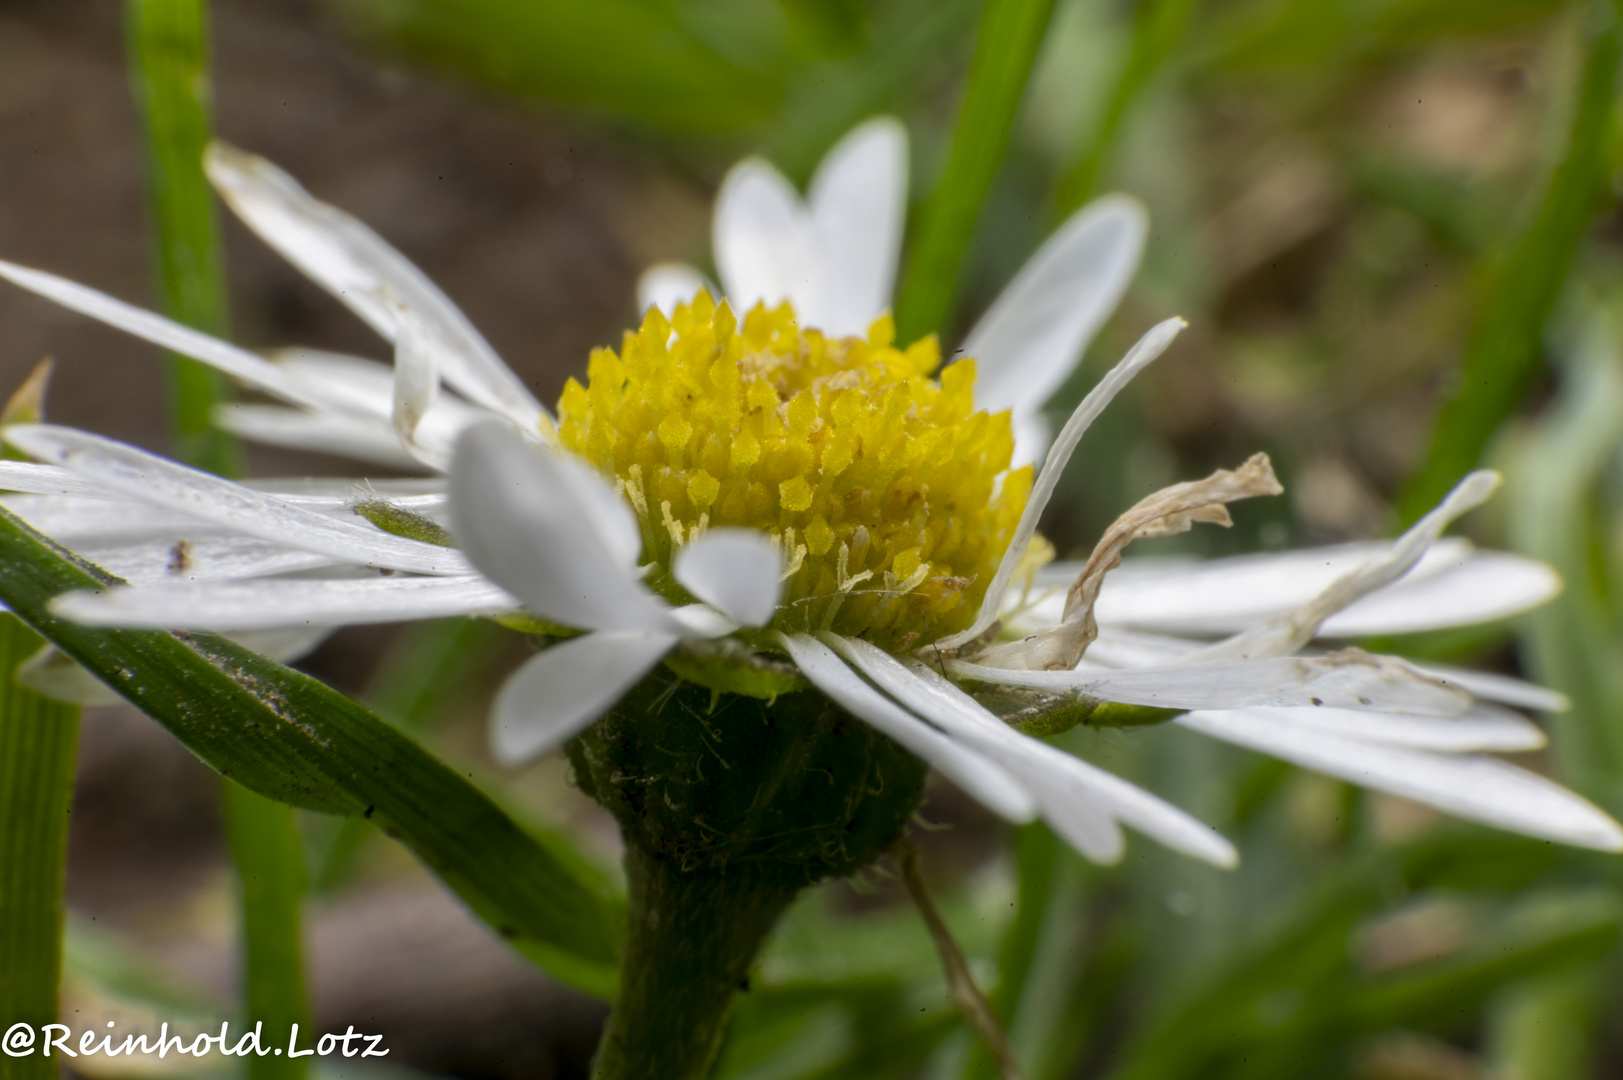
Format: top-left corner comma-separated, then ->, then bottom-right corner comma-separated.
1251,701 -> 1545,753
1178,708 -> 1623,851
51,574 -> 517,631
828,634 -> 1237,867
0,260 -> 326,410
949,651 -> 1471,716
807,117 -> 908,337
778,632 -> 1038,824
491,631 -> 677,766
638,263 -> 712,317
673,528 -> 782,627
7,425 -> 470,575
204,143 -> 547,429
77,534 -> 337,584
962,195 -> 1147,436
215,405 -> 429,471
1186,472 -> 1501,662
0,461 -> 119,498
937,318 -> 1186,652
448,423 -> 680,633
713,159 -> 818,320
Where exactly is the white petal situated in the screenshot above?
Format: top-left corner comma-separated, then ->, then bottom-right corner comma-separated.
215,405 -> 431,472
491,631 -> 677,766
827,634 -> 1237,867
673,528 -> 782,627
0,260 -> 324,409
77,534 -> 337,584
1250,701 -> 1545,753
1087,540 -> 1473,634
204,143 -> 547,429
1010,411 -> 1052,471
1318,553 -> 1562,637
778,632 -> 1038,823
713,159 -> 818,320
1178,709 -> 1623,851
1411,663 -> 1570,713
807,117 -> 908,337
638,263 -> 712,317
963,195 -> 1147,422
391,302 -> 441,450
0,461 -> 119,498
52,574 -> 516,631
2,494 -> 217,543
7,425 -> 470,575
1186,471 -> 1501,661
937,318 -> 1186,652
448,423 -> 680,633
949,652 -> 1471,716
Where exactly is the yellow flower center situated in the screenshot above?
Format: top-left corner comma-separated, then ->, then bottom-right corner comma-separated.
557,292 -> 1030,651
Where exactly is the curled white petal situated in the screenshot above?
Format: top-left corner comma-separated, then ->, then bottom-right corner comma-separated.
491,631 -> 678,766
778,632 -> 1038,824
1178,708 -> 1623,851
674,528 -> 782,627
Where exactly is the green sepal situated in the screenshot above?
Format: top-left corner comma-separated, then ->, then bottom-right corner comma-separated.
353,499 -> 456,548
0,505 -> 625,999
490,611 -> 582,638
967,683 -> 1181,736
662,638 -> 810,701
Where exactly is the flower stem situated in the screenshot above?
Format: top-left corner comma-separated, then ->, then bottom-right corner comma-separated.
592,845 -> 799,1080
0,615 -> 80,1079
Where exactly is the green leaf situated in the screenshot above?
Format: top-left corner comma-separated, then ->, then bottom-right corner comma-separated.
1399,2 -> 1622,522
0,505 -> 626,999
895,0 -> 1062,344
0,615 -> 80,1079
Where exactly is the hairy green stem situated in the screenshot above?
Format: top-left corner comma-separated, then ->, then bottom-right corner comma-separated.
591,846 -> 798,1080
0,616 -> 80,1080
895,0 -> 1060,344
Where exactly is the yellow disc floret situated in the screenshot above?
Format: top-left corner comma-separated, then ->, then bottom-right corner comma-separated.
557,292 -> 1030,651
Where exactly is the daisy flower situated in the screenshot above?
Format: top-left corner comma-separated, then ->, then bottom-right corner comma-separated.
0,129 -> 1615,870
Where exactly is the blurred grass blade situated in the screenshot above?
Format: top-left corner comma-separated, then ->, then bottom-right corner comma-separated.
1399,3 -> 1621,521
127,0 -> 241,477
0,505 -> 626,999
225,784 -> 310,1074
0,616 -> 79,1078
1487,967 -> 1604,1080
895,0 -> 1061,343
1052,0 -> 1199,216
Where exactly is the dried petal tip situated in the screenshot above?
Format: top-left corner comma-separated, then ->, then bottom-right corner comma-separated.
1,358 -> 54,428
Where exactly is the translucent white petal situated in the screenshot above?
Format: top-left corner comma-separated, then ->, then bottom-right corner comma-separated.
1252,701 -> 1545,753
77,534 -> 337,584
448,423 -> 680,633
638,263 -> 712,317
0,260 -> 325,410
204,143 -> 547,428
491,631 -> 678,766
7,425 -> 470,575
1010,410 -> 1051,471
52,574 -> 516,631
270,348 -> 396,418
0,461 -> 119,498
949,652 -> 1471,716
713,159 -> 818,319
1317,553 -> 1562,637
1411,662 -> 1570,713
963,195 -> 1147,421
673,529 -> 782,627
215,405 -> 430,472
828,634 -> 1237,867
1,494 -> 218,543
807,117 -> 908,337
1177,709 -> 1623,851
778,632 -> 1038,823
1086,539 -> 1474,633
391,302 -> 441,450
937,318 -> 1186,651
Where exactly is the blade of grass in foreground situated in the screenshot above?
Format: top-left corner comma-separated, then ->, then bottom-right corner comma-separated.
1399,4 -> 1621,521
895,0 -> 1060,344
0,505 -> 626,999
0,615 -> 79,1080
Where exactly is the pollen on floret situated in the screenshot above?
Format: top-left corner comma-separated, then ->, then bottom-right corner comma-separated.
556,291 -> 1029,650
